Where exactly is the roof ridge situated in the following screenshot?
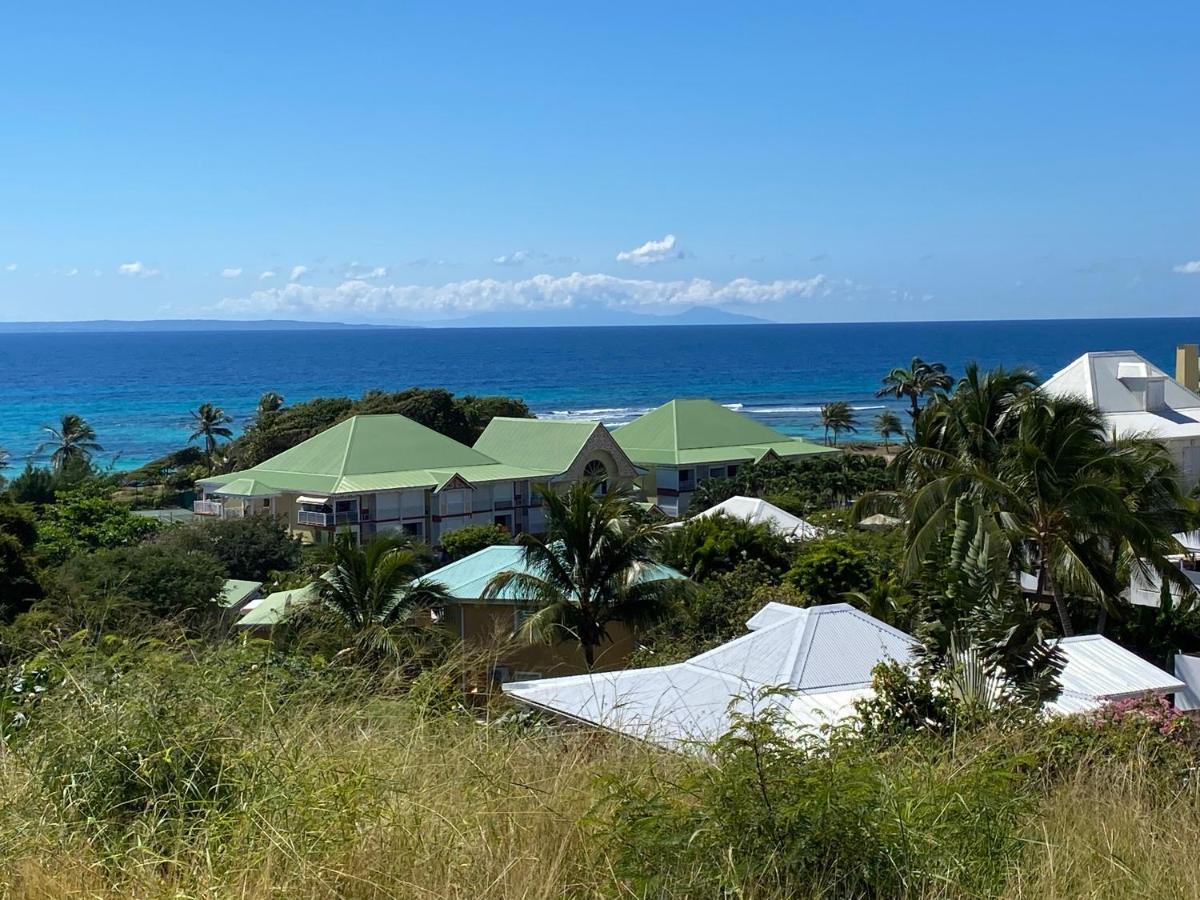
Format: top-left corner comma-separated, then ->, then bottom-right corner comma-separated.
338,415 -> 358,477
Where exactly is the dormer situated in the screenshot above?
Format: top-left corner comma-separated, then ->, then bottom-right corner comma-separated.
1117,361 -> 1167,412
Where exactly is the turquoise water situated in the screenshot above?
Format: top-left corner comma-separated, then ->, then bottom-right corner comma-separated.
2,319 -> 1197,468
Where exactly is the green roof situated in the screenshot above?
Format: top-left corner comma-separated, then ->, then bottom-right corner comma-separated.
217,578 -> 263,609
237,583 -> 318,627
206,414 -> 553,496
430,544 -> 686,602
612,399 -> 833,466
473,418 -> 599,473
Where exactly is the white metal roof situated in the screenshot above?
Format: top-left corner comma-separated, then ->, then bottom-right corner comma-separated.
505,602 -> 1187,750
691,495 -> 822,541
1044,635 -> 1185,715
1041,351 -> 1200,440
503,602 -> 914,749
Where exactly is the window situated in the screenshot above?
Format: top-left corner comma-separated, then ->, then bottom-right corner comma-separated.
402,521 -> 424,539
584,459 -> 609,495
441,490 -> 469,516
678,468 -> 694,486
727,465 -> 739,477
430,606 -> 447,624
709,466 -> 726,480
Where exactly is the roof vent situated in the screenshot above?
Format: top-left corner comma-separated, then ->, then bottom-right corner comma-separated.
1117,362 -> 1166,412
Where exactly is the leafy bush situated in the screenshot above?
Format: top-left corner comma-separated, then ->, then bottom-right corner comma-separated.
660,513 -> 793,581
156,514 -> 301,582
34,489 -> 159,564
690,454 -> 893,514
785,538 -> 873,601
438,523 -> 513,561
600,699 -> 1031,897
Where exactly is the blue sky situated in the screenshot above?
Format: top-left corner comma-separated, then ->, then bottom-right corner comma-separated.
1,3 -> 1197,324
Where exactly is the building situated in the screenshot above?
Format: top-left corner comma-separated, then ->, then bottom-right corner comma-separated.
680,495 -> 822,541
611,399 -> 833,515
472,417 -> 641,530
504,602 -> 914,750
195,414 -> 634,545
504,601 -> 1187,751
1041,346 -> 1200,486
431,544 -> 686,687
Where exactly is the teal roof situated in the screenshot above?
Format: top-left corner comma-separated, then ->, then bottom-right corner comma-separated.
430,544 -> 686,602
205,414 -> 553,496
237,583 -> 318,627
218,578 -> 263,609
474,418 -> 599,474
613,399 -> 833,466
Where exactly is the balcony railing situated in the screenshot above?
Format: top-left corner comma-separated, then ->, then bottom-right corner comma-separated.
297,509 -> 360,527
194,499 -> 223,516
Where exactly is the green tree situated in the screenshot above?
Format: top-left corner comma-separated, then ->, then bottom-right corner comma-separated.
660,513 -> 792,581
873,410 -> 904,450
37,413 -> 103,473
485,483 -> 676,668
820,401 -> 857,446
439,523 -> 512,560
316,532 -> 450,663
156,514 -> 301,582
189,402 -> 234,457
257,391 -> 285,416
786,539 -> 873,602
876,357 -> 953,419
35,490 -> 160,564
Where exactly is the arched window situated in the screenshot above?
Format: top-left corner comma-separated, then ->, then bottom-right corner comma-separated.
583,459 -> 609,495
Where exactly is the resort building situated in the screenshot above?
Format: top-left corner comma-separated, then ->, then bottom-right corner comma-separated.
611,399 -> 833,515
1042,346 -> 1200,486
196,413 -> 641,545
430,544 -> 685,687
504,601 -> 1186,751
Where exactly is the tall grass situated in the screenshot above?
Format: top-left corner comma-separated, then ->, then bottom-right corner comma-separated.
1,643 -> 1197,898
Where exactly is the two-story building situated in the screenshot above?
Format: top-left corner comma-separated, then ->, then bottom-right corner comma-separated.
195,413 -> 641,545
611,399 -> 833,515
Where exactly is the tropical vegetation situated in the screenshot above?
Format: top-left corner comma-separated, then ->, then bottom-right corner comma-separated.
819,399 -> 857,446
188,401 -> 234,457
36,413 -> 103,473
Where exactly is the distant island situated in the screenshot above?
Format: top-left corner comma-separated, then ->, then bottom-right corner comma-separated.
0,307 -> 773,334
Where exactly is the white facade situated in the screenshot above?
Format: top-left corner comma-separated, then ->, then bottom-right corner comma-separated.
1042,350 -> 1200,486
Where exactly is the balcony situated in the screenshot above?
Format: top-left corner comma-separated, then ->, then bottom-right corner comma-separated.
297,509 -> 360,527
194,499 -> 224,517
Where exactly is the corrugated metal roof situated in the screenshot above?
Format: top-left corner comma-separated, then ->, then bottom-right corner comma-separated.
474,418 -> 598,474
1055,635 -> 1185,701
217,578 -> 262,609
211,414 -> 553,496
613,399 -> 830,466
430,545 -> 685,601
237,583 -> 318,627
505,602 -> 915,750
694,496 -> 822,541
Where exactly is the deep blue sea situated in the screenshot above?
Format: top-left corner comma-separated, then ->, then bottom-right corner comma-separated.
2,319 -> 1198,469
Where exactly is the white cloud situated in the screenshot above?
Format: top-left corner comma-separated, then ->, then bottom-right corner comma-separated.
616,234 -> 683,265
289,265 -> 308,282
4,263 -> 16,272
494,249 -> 535,266
117,261 -> 159,278
65,268 -> 78,277
221,267 -> 243,278
1174,260 -> 1200,275
92,268 -> 103,277
218,271 -> 831,319
344,261 -> 389,279
259,270 -> 276,280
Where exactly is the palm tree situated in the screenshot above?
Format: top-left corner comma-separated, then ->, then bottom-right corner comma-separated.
317,532 -> 450,662
0,445 -> 9,471
484,482 -> 676,668
37,413 -> 103,473
189,402 -> 234,457
257,391 -> 285,416
820,401 -> 857,447
876,357 -> 953,419
873,410 -> 904,450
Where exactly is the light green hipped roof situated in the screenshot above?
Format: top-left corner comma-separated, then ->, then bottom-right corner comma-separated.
613,399 -> 833,466
205,414 -> 555,496
429,545 -> 686,602
218,578 -> 263,609
237,583 -> 318,627
473,418 -> 600,474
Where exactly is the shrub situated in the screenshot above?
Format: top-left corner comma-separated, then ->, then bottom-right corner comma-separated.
599,699 -> 1031,897
156,514 -> 301,582
34,489 -> 159,564
785,538 -> 872,601
660,513 -> 793,581
439,523 -> 513,561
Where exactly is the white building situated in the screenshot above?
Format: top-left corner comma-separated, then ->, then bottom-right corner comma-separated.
1041,345 -> 1200,485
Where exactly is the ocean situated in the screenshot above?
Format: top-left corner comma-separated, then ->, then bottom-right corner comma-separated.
2,318 -> 1198,469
